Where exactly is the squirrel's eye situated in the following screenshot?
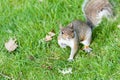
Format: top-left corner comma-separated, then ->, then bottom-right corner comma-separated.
62,31 -> 64,34
72,30 -> 74,32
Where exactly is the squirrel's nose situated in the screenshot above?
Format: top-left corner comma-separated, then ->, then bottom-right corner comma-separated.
67,37 -> 71,40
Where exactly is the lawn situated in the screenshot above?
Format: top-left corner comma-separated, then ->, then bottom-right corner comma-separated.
0,0 -> 120,80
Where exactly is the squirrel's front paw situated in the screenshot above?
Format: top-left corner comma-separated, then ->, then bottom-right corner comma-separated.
83,47 -> 92,53
67,58 -> 74,62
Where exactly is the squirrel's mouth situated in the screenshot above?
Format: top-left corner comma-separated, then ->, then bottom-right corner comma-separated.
64,38 -> 71,41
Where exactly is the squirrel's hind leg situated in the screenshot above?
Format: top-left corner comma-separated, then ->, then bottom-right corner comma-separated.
81,32 -> 92,53
83,45 -> 92,53
81,41 -> 92,53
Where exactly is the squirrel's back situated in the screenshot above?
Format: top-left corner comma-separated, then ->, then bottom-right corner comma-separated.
82,0 -> 113,27
71,20 -> 92,41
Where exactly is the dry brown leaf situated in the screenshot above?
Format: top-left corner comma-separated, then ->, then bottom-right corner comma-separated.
44,35 -> 52,42
5,38 -> 18,52
44,31 -> 56,42
48,32 -> 55,37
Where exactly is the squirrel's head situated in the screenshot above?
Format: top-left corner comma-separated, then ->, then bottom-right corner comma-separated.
59,23 -> 75,40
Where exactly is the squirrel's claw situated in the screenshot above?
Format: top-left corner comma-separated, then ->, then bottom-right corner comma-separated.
83,47 -> 92,53
68,58 -> 74,62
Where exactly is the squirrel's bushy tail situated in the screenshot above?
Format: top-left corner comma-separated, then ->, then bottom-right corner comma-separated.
82,0 -> 114,28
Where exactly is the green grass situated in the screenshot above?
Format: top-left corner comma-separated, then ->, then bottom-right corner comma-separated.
0,0 -> 120,80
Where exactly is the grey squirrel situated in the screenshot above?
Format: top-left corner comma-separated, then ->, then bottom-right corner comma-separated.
58,0 -> 113,61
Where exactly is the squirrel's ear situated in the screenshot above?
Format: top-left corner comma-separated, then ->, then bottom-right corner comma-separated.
68,23 -> 73,28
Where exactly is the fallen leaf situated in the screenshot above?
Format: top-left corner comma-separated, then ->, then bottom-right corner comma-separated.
44,31 -> 56,42
44,35 -> 52,42
48,32 -> 55,37
5,38 -> 18,52
40,30 -> 56,42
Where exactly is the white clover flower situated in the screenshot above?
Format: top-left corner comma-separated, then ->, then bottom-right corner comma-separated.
5,38 -> 18,52
58,67 -> 72,75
